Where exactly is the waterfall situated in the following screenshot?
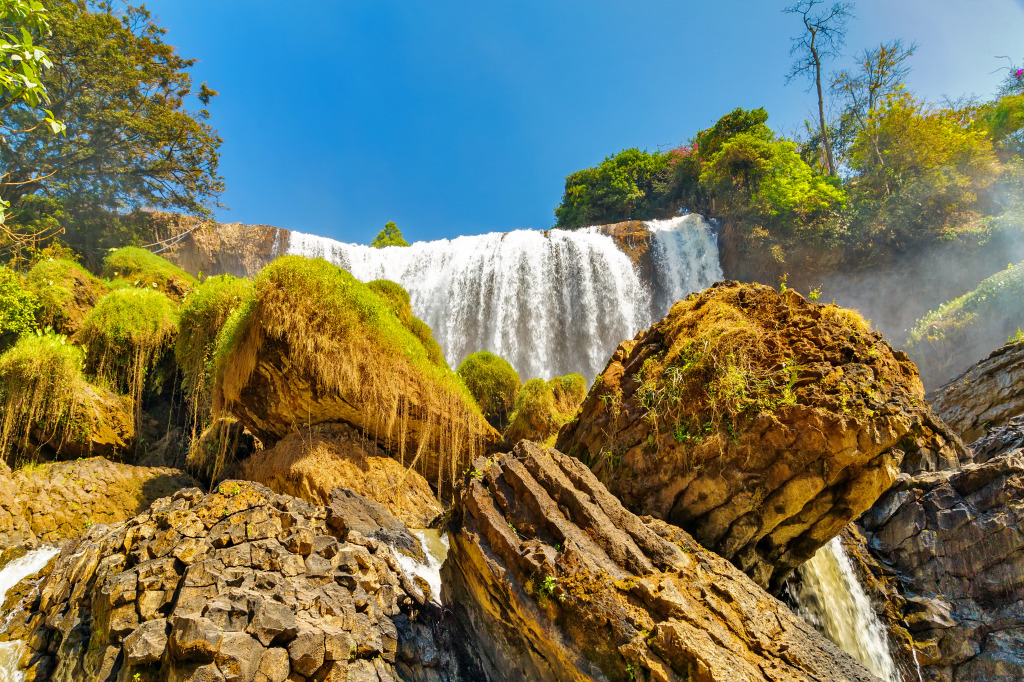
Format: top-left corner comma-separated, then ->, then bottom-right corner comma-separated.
0,548 -> 59,682
285,214 -> 722,381
794,538 -> 898,681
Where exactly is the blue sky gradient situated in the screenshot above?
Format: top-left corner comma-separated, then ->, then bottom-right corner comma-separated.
142,0 -> 1024,243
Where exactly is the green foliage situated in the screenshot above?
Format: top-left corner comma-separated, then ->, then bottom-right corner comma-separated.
23,257 -> 107,333
102,246 -> 198,300
175,275 -> 252,424
371,221 -> 410,248
548,373 -> 586,415
0,266 -> 38,348
555,148 -> 674,228
457,350 -> 521,429
78,287 -> 178,415
0,0 -> 222,238
504,373 -> 587,446
366,279 -> 446,367
0,332 -> 88,460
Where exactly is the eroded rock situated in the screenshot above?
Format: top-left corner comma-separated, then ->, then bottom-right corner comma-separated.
557,281 -> 960,589
2,482 -> 457,682
442,440 -> 879,681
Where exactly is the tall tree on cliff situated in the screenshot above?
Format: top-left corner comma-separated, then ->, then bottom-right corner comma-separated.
784,0 -> 853,176
0,0 -> 223,256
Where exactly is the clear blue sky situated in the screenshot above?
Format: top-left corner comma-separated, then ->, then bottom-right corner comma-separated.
142,0 -> 1024,243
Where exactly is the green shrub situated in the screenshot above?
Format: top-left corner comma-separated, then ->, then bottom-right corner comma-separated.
371,221 -> 410,248
504,373 -> 587,446
176,275 -> 254,428
457,350 -> 521,430
102,246 -> 198,300
23,258 -> 108,334
367,278 -> 447,368
0,333 -> 89,461
78,288 -> 178,417
0,267 -> 38,350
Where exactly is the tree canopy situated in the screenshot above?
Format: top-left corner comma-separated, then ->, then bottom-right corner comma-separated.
371,221 -> 410,248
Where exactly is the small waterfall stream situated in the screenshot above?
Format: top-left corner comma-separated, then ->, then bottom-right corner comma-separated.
0,548 -> 59,682
284,214 -> 722,381
793,538 -> 899,681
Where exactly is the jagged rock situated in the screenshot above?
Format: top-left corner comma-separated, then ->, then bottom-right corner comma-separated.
0,457 -> 193,559
929,340 -> 1024,443
557,281 -> 960,589
858,446 -> 1024,681
969,415 -> 1024,464
442,440 -> 879,681
237,423 -> 443,529
2,482 -> 457,682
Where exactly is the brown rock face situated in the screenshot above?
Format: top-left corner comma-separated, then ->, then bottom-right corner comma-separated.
0,457 -> 192,557
929,340 -> 1024,444
858,432 -> 1024,681
557,281 -> 955,590
442,441 -> 878,682
3,482 -> 457,682
237,423 -> 444,529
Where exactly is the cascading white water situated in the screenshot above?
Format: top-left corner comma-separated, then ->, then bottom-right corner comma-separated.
0,547 -> 59,682
794,538 -> 898,681
285,214 -> 722,381
393,530 -> 449,604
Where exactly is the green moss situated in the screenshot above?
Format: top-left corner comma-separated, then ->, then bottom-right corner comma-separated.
78,288 -> 178,412
504,373 -> 586,446
0,333 -> 90,461
366,278 -> 447,368
176,275 -> 254,428
457,350 -> 521,429
0,267 -> 38,350
24,258 -> 108,334
102,246 -> 198,300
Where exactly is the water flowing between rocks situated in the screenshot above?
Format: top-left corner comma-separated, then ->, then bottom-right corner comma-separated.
0,548 -> 59,682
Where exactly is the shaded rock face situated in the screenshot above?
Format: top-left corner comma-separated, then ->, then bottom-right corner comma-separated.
0,457 -> 192,559
39,382 -> 136,460
237,423 -> 443,529
442,441 -> 878,682
557,281 -> 957,590
929,340 -> 1024,444
859,446 -> 1024,681
3,482 -> 455,682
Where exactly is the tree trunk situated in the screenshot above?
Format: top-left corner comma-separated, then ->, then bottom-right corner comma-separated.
812,43 -> 836,176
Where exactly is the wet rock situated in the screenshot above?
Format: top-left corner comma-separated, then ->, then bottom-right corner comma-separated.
930,340 -> 1024,444
443,440 -> 879,681
2,481 -> 459,682
557,281 -> 961,589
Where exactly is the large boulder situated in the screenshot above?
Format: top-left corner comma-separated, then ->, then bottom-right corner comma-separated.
3,481 -> 457,682
929,340 -> 1024,444
858,427 -> 1024,681
557,281 -> 960,589
442,440 -> 879,682
0,457 -> 193,559
238,422 -> 444,529
212,256 -> 499,497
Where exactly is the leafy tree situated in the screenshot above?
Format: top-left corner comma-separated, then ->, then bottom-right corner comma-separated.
371,221 -> 409,248
784,0 -> 854,176
0,0 -> 63,231
0,0 -> 223,251
554,148 -> 673,228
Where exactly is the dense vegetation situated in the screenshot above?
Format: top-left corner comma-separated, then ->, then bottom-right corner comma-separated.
457,350 -> 521,431
554,46 -> 1024,285
504,373 -> 587,446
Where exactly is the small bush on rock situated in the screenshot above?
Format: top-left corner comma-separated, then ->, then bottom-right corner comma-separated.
24,258 -> 108,334
102,246 -> 198,300
504,373 -> 587,446
0,267 -> 38,350
367,279 -> 447,367
458,350 -> 521,430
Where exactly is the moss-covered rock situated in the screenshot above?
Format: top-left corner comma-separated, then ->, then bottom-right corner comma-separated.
0,334 -> 134,462
212,256 -> 498,496
367,278 -> 447,367
504,373 -> 586,446
557,280 -> 954,590
23,258 -> 108,335
457,350 -> 521,430
78,288 -> 178,417
102,246 -> 198,301
906,259 -> 1024,387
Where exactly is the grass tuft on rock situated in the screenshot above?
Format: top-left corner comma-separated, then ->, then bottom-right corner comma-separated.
24,258 -> 108,334
212,256 -> 489,492
504,373 -> 586,446
367,278 -> 447,368
78,288 -> 178,423
0,334 -> 90,461
102,246 -> 198,301
457,350 -> 521,430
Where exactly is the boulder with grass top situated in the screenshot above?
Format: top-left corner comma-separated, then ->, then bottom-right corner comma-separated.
557,280 -> 961,590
